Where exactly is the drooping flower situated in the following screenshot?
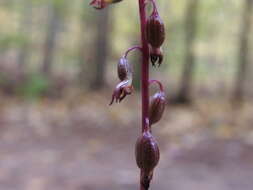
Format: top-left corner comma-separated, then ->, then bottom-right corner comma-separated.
117,57 -> 132,81
146,11 -> 165,48
109,56 -> 133,105
150,47 -> 163,67
135,131 -> 160,190
149,91 -> 166,125
135,130 -> 160,173
109,79 -> 133,105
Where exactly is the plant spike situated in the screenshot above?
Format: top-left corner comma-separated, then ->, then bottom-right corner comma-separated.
89,0 -> 166,189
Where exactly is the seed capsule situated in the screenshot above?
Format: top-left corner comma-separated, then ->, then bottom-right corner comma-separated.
146,12 -> 165,48
117,57 -> 132,81
149,91 -> 166,125
135,131 -> 160,174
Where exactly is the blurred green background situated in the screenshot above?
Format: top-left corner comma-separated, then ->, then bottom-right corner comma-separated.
0,0 -> 252,100
0,0 -> 253,190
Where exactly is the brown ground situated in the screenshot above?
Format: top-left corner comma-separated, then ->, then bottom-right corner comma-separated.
0,93 -> 253,190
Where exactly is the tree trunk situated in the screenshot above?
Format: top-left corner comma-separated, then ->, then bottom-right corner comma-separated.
233,0 -> 253,103
78,4 -> 93,89
173,0 -> 199,104
91,9 -> 110,89
41,3 -> 60,77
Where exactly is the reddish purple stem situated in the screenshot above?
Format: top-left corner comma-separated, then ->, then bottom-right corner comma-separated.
138,0 -> 150,133
138,0 -> 150,188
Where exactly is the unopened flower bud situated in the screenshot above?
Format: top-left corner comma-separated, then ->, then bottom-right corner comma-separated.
150,47 -> 163,67
135,131 -> 160,174
146,12 -> 165,48
118,57 -> 132,81
149,91 -> 166,125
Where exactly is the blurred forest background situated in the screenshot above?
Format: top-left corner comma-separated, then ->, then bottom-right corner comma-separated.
0,0 -> 253,190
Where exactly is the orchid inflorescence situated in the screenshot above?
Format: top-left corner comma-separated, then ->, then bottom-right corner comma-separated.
90,0 -> 166,189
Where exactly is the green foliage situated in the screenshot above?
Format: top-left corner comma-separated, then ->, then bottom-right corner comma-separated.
0,0 -> 249,98
0,33 -> 28,50
19,74 -> 49,99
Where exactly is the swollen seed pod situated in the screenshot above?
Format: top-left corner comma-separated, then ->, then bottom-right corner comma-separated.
149,91 -> 166,125
117,57 -> 132,81
146,12 -> 165,48
135,131 -> 160,174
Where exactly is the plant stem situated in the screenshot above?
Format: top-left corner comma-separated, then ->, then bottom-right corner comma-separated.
139,0 -> 149,189
139,0 -> 150,133
138,1 -> 150,189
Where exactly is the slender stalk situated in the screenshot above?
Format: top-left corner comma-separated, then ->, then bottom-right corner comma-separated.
139,0 -> 150,189
124,46 -> 142,58
149,79 -> 164,92
138,0 -> 150,133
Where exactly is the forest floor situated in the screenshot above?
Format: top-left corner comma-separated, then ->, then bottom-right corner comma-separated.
0,91 -> 253,190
